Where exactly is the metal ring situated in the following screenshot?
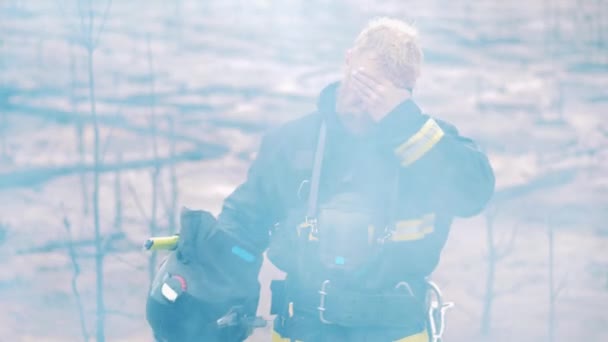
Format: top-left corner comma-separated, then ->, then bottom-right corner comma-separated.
394,281 -> 414,296
317,280 -> 332,324
297,180 -> 310,200
425,280 -> 454,342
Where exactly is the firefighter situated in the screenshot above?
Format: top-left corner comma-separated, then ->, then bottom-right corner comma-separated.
146,17 -> 495,342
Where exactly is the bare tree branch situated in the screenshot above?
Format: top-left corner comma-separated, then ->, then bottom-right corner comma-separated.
0,148 -> 208,190
82,1 -> 113,339
93,0 -> 112,49
69,42 -> 89,216
147,32 -> 160,284
76,0 -> 86,46
18,231 -> 127,254
4,102 -> 227,154
495,280 -> 528,297
99,124 -> 116,164
481,211 -> 496,336
167,115 -> 178,234
547,221 -> 560,342
103,309 -> 140,319
0,100 -> 6,161
113,152 -> 122,233
148,168 -> 160,284
108,253 -> 146,272
126,181 -> 150,224
56,0 -> 80,43
63,216 -> 89,342
552,273 -> 569,301
496,224 -> 520,261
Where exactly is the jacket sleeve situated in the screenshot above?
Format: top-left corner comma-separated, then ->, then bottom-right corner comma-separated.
194,131 -> 283,314
378,105 -> 495,218
215,131 -> 283,251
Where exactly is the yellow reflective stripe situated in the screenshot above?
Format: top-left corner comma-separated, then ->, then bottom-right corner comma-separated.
271,330 -> 289,342
395,219 -> 424,229
271,330 -> 302,342
368,225 -> 376,244
394,118 -> 444,166
394,119 -> 438,155
394,214 -> 435,232
391,226 -> 434,241
393,329 -> 430,342
392,214 -> 435,241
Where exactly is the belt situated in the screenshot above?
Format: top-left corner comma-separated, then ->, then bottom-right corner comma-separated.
271,279 -> 427,329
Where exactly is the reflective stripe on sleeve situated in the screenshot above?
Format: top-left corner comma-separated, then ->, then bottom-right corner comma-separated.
394,118 -> 445,166
391,214 -> 435,241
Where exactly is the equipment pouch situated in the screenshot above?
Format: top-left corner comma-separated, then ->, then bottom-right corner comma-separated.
316,192 -> 380,273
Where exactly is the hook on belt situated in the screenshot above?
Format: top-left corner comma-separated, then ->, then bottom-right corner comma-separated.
426,280 -> 454,342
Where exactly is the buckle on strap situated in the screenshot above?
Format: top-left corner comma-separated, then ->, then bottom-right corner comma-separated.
426,280 -> 454,342
297,216 -> 319,241
317,280 -> 332,324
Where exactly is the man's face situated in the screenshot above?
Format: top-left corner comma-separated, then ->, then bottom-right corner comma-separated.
339,51 -> 385,112
336,50 -> 387,133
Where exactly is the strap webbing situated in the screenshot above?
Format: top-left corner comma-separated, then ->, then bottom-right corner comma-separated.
306,121 -> 327,219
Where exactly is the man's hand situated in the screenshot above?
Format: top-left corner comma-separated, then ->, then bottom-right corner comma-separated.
351,68 -> 411,121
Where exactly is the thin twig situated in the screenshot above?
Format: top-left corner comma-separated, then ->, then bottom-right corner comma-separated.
99,124 -> 116,164
495,280 -> 528,297
0,148 -> 210,190
480,211 -> 496,336
69,42 -> 89,216
63,216 -> 89,342
103,309 -> 140,319
548,223 -> 555,342
148,168 -> 160,284
0,100 -> 6,161
93,0 -> 112,49
167,115 -> 178,234
496,224 -> 520,261
147,32 -> 160,283
108,253 -> 146,272
126,181 -> 150,223
83,0 -> 112,340
56,0 -> 82,45
553,273 -> 569,300
17,231 -> 125,255
0,32 -> 5,160
4,103 -> 229,155
76,0 -> 86,46
113,152 -> 122,233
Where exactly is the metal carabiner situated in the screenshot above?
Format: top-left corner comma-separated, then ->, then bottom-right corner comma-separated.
426,280 -> 454,342
317,280 -> 333,324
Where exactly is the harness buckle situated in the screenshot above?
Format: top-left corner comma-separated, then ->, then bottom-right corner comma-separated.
298,216 -> 319,241
426,280 -> 454,342
317,280 -> 333,324
377,225 -> 394,244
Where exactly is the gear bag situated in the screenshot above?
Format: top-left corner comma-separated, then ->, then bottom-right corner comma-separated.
146,208 -> 263,341
148,207 -> 217,305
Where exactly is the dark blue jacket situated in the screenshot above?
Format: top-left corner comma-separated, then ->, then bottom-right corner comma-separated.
195,82 -> 495,313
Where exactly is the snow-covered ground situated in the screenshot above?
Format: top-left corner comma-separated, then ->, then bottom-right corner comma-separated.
0,0 -> 607,341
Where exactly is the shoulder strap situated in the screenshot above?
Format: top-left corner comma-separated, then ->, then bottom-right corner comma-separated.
305,120 -> 401,234
387,166 -> 401,229
306,121 -> 327,219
